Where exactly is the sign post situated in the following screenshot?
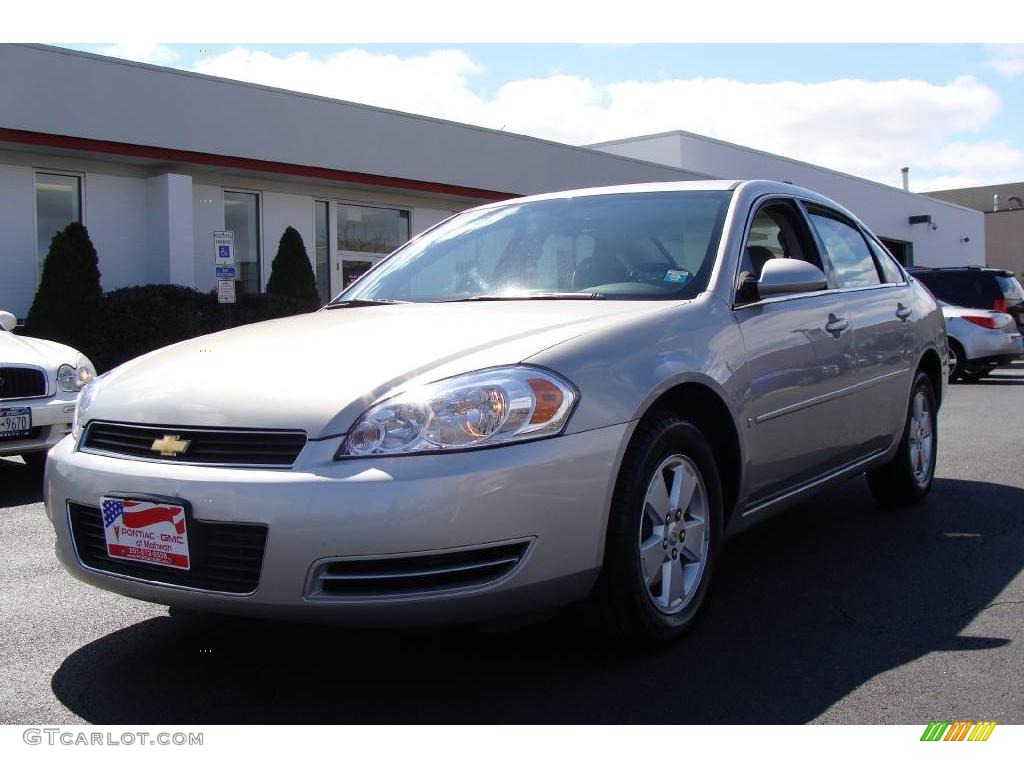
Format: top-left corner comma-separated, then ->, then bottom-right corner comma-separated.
213,231 -> 236,327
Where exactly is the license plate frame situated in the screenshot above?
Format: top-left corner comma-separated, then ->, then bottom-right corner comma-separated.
100,495 -> 191,570
0,406 -> 31,439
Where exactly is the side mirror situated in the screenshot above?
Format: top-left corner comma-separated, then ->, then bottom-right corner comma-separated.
756,259 -> 828,299
0,311 -> 16,331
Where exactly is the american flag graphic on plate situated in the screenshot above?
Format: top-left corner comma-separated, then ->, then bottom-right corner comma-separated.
101,496 -> 190,570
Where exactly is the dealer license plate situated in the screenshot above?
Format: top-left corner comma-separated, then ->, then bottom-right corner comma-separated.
100,496 -> 190,570
0,406 -> 31,439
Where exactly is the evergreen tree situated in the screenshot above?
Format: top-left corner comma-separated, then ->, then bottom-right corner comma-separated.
26,222 -> 102,348
265,226 -> 320,309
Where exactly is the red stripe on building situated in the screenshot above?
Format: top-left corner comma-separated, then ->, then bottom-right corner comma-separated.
0,127 -> 515,202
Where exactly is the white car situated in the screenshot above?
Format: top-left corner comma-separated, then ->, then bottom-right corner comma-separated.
940,302 -> 1023,382
0,310 -> 95,470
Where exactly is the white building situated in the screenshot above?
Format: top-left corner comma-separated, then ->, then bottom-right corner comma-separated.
590,130 -> 985,267
0,45 -> 985,321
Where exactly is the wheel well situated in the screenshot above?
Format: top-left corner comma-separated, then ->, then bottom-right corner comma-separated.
640,383 -> 742,523
918,347 -> 944,406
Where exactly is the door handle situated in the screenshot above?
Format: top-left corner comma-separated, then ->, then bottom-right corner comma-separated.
825,314 -> 849,335
896,303 -> 912,320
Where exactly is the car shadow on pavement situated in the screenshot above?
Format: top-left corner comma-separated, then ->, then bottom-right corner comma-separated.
0,457 -> 45,506
51,476 -> 1022,724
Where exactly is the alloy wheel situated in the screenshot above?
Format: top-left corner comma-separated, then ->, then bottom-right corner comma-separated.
908,391 -> 934,487
637,455 -> 710,615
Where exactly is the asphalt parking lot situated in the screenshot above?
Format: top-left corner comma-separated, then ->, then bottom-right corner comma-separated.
1,364 -> 1022,725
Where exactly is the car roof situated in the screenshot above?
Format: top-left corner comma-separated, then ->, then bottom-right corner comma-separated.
909,266 -> 1016,277
466,179 -> 842,212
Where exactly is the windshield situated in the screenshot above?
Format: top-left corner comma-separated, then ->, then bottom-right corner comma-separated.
336,191 -> 732,303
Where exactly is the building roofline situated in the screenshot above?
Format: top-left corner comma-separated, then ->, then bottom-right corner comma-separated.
587,128 -> 981,216
0,127 -> 515,201
24,44 -> 713,182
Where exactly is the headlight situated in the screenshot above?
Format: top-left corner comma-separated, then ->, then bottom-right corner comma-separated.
338,366 -> 577,458
58,355 -> 96,393
72,374 -> 101,439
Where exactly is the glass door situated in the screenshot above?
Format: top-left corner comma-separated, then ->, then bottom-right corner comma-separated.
332,202 -> 410,293
336,253 -> 384,290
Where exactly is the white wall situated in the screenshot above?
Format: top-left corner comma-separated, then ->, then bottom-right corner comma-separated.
592,133 -> 986,267
85,172 -> 149,288
166,174 -> 195,287
0,163 -> 36,319
412,207 -> 457,236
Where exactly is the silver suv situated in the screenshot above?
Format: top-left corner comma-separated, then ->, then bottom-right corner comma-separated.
47,180 -> 946,645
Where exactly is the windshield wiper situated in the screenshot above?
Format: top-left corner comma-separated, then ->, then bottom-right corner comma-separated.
325,298 -> 408,309
440,292 -> 606,302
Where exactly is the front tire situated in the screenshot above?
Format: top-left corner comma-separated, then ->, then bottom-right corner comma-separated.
866,372 -> 938,506
593,414 -> 723,646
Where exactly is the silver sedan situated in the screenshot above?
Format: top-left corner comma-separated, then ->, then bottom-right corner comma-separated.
45,180 -> 946,645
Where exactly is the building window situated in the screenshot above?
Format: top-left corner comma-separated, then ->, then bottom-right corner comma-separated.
337,204 -> 410,254
35,172 -> 82,265
314,200 -> 330,304
225,191 -> 261,294
336,203 -> 410,289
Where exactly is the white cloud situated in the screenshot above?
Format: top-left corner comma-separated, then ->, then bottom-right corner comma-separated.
97,43 -> 179,65
983,45 -> 1024,76
190,47 -> 1021,190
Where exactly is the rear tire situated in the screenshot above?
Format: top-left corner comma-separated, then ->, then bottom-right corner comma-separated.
591,413 -> 723,646
947,339 -> 966,383
866,372 -> 938,506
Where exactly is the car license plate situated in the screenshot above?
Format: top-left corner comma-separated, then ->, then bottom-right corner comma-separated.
100,496 -> 190,570
0,406 -> 31,439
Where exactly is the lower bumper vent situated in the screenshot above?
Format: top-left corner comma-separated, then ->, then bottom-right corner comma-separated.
308,541 -> 531,599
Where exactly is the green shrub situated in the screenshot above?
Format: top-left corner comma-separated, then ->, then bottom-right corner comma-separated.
265,226 -> 320,310
230,291 -> 317,327
76,284 -> 317,373
83,285 -> 215,372
25,222 -> 102,351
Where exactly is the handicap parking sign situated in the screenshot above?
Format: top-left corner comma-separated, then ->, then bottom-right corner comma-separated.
218,245 -> 231,259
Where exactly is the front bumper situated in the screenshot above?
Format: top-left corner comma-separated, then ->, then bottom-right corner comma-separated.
45,423 -> 630,626
0,392 -> 76,457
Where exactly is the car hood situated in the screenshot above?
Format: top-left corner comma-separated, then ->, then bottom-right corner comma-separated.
88,301 -> 673,439
0,330 -> 80,373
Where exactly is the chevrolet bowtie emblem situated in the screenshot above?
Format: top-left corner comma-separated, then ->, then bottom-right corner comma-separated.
151,434 -> 191,457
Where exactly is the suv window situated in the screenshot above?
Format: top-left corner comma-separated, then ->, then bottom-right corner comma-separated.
808,211 -> 881,288
914,269 -> 1024,311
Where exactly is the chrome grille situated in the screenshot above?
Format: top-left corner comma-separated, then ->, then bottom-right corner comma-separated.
82,422 -> 306,466
308,541 -> 531,599
0,367 -> 46,399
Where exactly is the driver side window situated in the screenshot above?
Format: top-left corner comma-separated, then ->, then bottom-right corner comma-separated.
737,200 -> 822,302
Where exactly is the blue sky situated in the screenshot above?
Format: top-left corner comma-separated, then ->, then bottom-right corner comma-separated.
66,43 -> 1024,190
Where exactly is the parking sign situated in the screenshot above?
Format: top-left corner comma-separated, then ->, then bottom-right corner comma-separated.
214,231 -> 234,266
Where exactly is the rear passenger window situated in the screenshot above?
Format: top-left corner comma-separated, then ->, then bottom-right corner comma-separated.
868,239 -> 905,284
808,212 -> 881,288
